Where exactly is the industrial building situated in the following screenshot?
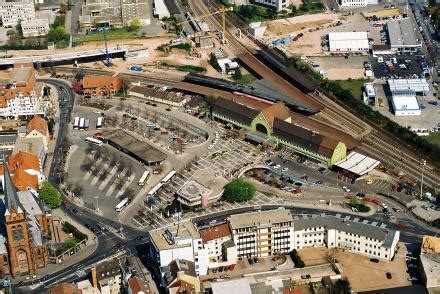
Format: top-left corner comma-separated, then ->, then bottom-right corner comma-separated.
390,90 -> 421,116
339,0 -> 377,6
211,98 -> 359,166
386,18 -> 422,52
328,32 -> 369,52
388,78 -> 430,95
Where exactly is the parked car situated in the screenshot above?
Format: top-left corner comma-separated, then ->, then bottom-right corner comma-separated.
273,165 -> 281,169
370,258 -> 379,263
386,272 -> 392,279
301,274 -> 311,279
342,186 -> 351,192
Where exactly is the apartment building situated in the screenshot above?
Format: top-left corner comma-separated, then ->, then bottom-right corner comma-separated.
293,215 -> 400,260
228,210 -> 295,258
21,19 -> 50,37
0,66 -> 45,119
199,223 -> 237,268
0,0 -> 35,27
148,220 -> 209,277
80,0 -> 150,32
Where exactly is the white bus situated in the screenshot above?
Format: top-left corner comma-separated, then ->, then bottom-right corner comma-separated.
96,117 -> 103,130
161,170 -> 176,184
138,171 -> 150,186
84,118 -> 90,130
115,197 -> 131,212
147,182 -> 163,197
85,137 -> 103,146
79,118 -> 85,130
73,117 -> 80,130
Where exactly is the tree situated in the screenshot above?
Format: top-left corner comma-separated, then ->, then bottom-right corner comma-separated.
128,18 -> 141,31
223,179 -> 256,202
47,26 -> 70,43
48,118 -> 55,135
232,68 -> 242,81
16,20 -> 23,38
209,53 -> 219,70
335,278 -> 351,294
72,183 -> 84,198
39,181 -> 62,208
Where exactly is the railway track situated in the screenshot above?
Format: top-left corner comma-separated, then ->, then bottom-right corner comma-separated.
189,0 -> 440,192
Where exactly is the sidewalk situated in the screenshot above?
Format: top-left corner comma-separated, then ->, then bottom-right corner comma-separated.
44,84 -> 60,178
35,208 -> 98,277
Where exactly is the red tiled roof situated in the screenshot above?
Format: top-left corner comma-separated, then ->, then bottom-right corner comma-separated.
199,223 -> 231,243
261,102 -> 291,126
128,277 -> 147,294
8,151 -> 40,171
12,167 -> 39,191
27,115 -> 48,136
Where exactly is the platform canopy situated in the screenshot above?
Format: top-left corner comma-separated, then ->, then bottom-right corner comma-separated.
334,152 -> 380,176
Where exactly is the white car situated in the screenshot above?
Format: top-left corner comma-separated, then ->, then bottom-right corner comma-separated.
208,145 -> 214,150
93,110 -> 101,114
282,167 -> 289,172
408,277 -> 418,282
273,165 -> 281,169
378,56 -> 384,63
342,186 -> 351,192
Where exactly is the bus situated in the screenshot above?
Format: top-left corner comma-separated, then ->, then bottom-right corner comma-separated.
138,171 -> 150,186
84,118 -> 90,130
79,118 -> 85,130
161,170 -> 176,184
96,117 -> 103,130
85,137 -> 103,146
73,117 -> 80,130
147,182 -> 163,197
115,197 -> 131,212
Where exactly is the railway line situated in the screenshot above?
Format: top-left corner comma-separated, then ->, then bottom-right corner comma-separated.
188,0 -> 440,192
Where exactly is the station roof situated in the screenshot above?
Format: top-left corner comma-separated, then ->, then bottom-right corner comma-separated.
334,151 -> 380,176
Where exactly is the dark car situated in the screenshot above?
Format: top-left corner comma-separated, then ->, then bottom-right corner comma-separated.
42,274 -> 51,281
135,235 -> 145,241
248,258 -> 254,265
370,258 -> 379,263
72,208 -> 79,214
301,274 -> 311,279
253,257 -> 259,263
85,224 -> 91,229
386,272 -> 392,279
318,167 -> 326,173
17,281 -> 24,287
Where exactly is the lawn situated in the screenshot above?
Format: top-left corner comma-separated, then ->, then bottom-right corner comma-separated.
337,79 -> 367,100
426,132 -> 440,146
74,28 -> 140,43
234,73 -> 257,85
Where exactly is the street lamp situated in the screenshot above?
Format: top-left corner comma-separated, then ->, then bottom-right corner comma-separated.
420,159 -> 426,200
94,196 -> 100,212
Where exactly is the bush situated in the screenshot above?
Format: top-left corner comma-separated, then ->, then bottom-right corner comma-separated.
170,43 -> 192,52
289,249 -> 305,268
62,222 -> 88,241
223,179 -> 256,202
39,181 -> 61,208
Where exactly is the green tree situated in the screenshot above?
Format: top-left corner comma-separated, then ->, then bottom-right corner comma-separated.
128,18 -> 141,31
209,53 -> 219,70
223,179 -> 256,202
232,68 -> 242,81
335,278 -> 351,294
39,181 -> 62,208
16,20 -> 23,38
48,118 -> 55,134
47,26 -> 70,43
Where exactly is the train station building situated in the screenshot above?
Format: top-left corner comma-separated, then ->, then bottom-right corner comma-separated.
211,98 -> 359,166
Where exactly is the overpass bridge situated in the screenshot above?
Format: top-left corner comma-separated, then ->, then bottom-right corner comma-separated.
0,46 -> 130,69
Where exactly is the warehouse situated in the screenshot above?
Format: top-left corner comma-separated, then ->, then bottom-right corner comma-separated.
390,90 -> 421,116
328,32 -> 369,52
388,78 -> 430,95
386,18 -> 422,52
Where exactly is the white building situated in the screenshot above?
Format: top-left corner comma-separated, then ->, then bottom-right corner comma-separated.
391,90 -> 421,116
251,0 -> 291,12
21,18 -> 49,37
388,78 -> 430,95
0,0 -> 35,27
228,210 -> 295,258
148,220 -> 209,276
339,0 -> 377,7
248,22 -> 267,39
0,66 -> 45,119
363,83 -> 376,105
152,0 -> 170,19
199,223 -> 237,268
328,32 -> 369,52
293,215 -> 400,260
217,58 -> 239,75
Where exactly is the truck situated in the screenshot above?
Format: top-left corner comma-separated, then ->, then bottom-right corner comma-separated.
130,66 -> 142,71
84,118 -> 90,130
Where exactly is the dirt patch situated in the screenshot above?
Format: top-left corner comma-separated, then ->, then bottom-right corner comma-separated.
297,247 -> 411,292
363,8 -> 402,18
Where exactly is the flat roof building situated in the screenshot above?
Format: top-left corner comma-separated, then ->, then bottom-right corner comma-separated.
328,32 -> 369,52
21,19 -> 49,37
386,18 -> 422,52
334,151 -> 380,176
388,78 -> 430,95
391,90 -> 421,116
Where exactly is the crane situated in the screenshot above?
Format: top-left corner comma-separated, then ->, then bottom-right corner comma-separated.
98,25 -> 112,67
176,5 -> 233,44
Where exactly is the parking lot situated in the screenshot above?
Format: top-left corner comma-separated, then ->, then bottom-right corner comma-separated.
369,54 -> 426,79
